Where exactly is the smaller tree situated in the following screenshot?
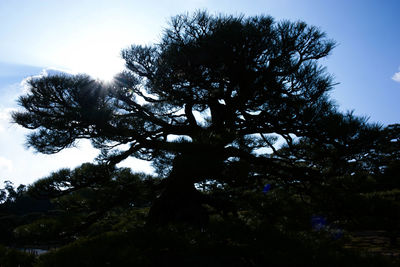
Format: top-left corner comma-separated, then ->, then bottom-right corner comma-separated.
16,163 -> 159,245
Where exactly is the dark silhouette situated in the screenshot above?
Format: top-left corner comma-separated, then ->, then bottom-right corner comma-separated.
6,11 -> 400,266
12,11 -> 344,225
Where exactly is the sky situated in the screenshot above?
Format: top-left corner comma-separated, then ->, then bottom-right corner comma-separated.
0,0 -> 399,186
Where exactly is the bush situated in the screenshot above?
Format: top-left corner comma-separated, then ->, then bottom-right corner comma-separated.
0,244 -> 36,267
35,222 -> 398,267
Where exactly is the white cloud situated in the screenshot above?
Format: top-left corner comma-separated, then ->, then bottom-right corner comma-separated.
0,156 -> 13,172
0,107 -> 16,119
0,110 -> 9,121
392,68 -> 400,83
0,121 -> 5,133
0,108 -> 16,133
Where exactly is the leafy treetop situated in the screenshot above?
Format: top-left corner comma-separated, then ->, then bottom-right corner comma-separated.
13,11 -> 378,225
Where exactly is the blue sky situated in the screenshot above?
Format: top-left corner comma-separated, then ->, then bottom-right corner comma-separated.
1,0 -> 399,186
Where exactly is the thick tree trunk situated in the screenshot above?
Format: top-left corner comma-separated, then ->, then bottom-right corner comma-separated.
146,154 -> 209,227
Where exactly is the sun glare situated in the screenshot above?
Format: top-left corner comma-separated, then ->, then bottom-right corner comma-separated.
69,53 -> 125,82
55,34 -> 128,82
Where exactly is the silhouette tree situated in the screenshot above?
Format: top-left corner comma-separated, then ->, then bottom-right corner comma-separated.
347,124 -> 400,246
14,11 -> 371,226
10,163 -> 157,246
0,181 -> 53,246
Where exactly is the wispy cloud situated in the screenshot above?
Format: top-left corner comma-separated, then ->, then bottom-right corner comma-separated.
392,67 -> 400,83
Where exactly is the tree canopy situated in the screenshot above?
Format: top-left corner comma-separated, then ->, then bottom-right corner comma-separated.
6,11 -> 400,266
11,11 -> 387,226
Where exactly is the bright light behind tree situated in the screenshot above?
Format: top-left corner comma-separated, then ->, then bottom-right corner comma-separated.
57,38 -> 126,81
46,26 -> 137,82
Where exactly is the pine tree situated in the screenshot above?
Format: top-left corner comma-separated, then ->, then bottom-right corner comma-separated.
14,11 -> 371,226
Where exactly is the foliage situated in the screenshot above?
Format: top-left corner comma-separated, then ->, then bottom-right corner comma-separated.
0,244 -> 36,267
0,181 -> 53,245
8,164 -> 158,245
35,222 -> 398,267
7,10 -> 400,266
12,10 -> 347,226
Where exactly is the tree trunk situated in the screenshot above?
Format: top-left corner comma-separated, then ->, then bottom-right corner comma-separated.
146,154 -> 209,227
